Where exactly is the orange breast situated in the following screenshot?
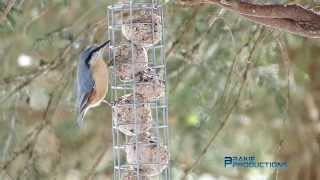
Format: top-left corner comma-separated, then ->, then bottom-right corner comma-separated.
88,59 -> 109,107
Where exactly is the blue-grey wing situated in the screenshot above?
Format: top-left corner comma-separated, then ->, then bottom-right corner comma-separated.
76,64 -> 94,104
76,53 -> 94,127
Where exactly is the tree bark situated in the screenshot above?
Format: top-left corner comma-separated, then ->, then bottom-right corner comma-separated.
179,0 -> 320,38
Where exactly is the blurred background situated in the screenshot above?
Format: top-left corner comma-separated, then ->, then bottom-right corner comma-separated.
1,0 -> 320,179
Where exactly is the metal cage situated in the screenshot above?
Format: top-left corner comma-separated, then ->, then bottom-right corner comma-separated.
107,0 -> 170,179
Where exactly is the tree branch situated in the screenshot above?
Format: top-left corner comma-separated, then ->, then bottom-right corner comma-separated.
242,14 -> 320,39
215,1 -> 320,21
179,0 -> 320,38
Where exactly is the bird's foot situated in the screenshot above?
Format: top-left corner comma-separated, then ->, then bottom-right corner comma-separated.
102,100 -> 113,107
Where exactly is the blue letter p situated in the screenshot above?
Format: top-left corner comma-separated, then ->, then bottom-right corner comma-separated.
224,156 -> 232,168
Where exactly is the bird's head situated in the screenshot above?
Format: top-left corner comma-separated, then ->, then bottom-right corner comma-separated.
80,40 -> 110,65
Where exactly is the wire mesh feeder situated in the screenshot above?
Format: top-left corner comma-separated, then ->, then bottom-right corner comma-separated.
108,0 -> 170,179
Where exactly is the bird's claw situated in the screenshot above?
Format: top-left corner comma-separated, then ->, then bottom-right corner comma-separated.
102,100 -> 113,107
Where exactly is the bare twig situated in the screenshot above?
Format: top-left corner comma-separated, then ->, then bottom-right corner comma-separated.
166,7 -> 200,57
212,42 -> 247,109
1,113 -> 16,161
181,29 -> 266,179
0,62 -> 73,172
85,147 -> 110,180
273,33 -> 292,180
275,34 -> 291,109
23,7 -> 49,35
0,0 -> 17,24
1,97 -> 17,161
171,9 -> 225,91
188,9 -> 228,64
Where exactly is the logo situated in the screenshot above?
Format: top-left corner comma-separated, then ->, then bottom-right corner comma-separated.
224,156 -> 288,169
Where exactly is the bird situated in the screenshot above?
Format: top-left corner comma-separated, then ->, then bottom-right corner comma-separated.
76,40 -> 110,128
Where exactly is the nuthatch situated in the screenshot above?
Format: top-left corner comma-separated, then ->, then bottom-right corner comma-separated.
112,94 -> 152,136
136,67 -> 165,100
76,40 -> 110,127
113,43 -> 148,81
126,133 -> 169,177
122,14 -> 162,47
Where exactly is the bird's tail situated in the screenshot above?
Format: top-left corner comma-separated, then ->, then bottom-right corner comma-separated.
76,109 -> 87,128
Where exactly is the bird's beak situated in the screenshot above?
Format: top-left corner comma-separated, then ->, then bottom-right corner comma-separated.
89,40 -> 111,62
92,40 -> 110,53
